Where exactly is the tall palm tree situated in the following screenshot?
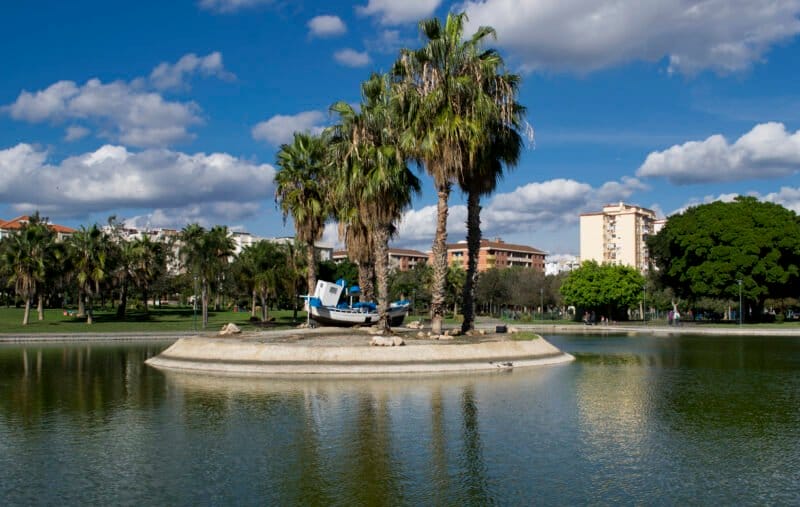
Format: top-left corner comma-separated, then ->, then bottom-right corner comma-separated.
330,73 -> 421,331
130,234 -> 166,314
180,224 -> 234,328
68,225 -> 108,324
393,12 -> 501,334
459,71 -> 526,333
275,132 -> 331,297
2,216 -> 52,325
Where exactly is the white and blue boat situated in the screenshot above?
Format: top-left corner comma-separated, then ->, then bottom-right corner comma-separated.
304,279 -> 410,327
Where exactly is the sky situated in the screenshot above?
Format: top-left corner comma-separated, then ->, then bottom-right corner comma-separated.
2,0 -> 800,256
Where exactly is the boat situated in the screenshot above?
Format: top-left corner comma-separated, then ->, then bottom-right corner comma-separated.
304,279 -> 411,327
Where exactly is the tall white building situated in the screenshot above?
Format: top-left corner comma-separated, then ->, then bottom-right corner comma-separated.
580,202 -> 658,272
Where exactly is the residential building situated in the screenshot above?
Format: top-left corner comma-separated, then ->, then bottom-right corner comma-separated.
332,247 -> 429,272
0,215 -> 76,241
444,238 -> 546,272
545,254 -> 580,276
580,202 -> 658,272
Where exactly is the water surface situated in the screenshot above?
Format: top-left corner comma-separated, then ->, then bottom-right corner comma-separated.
1,334 -> 798,505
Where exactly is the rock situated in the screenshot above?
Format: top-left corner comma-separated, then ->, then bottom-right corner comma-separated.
370,336 -> 405,346
219,323 -> 241,335
508,326 -> 519,334
406,320 -> 424,329
437,334 -> 454,341
369,327 -> 385,335
478,329 -> 486,335
449,329 -> 461,336
417,331 -> 426,338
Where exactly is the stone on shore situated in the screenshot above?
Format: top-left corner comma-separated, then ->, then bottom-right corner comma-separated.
219,323 -> 241,336
370,336 -> 405,346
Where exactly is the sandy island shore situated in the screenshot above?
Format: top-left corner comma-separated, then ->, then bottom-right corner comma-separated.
144,326 -> 574,375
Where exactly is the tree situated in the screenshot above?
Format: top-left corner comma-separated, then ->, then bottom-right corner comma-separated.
130,234 -> 166,313
236,241 -> 287,322
275,132 -> 331,297
330,73 -> 421,331
647,196 -> 800,321
559,261 -> 645,321
1,214 -> 54,325
68,225 -> 109,324
393,12 -> 502,334
180,224 -> 234,328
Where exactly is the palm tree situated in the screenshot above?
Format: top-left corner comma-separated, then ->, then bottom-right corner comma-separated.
275,132 -> 331,297
130,234 -> 166,314
330,73 -> 421,331
68,225 -> 108,324
459,71 -> 526,333
393,12 -> 501,334
2,216 -> 53,325
238,241 -> 287,322
180,224 -> 234,328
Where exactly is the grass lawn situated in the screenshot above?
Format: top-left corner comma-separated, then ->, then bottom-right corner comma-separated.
0,306 -> 307,334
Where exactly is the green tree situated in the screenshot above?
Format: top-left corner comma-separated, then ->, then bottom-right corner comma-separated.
68,225 -> 109,324
560,261 -> 645,321
393,12 -> 501,335
330,73 -> 421,330
275,132 -> 331,297
647,196 -> 800,321
180,224 -> 234,328
1,214 -> 54,324
236,240 -> 287,322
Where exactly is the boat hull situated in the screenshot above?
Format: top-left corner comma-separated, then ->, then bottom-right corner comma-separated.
310,305 -> 409,327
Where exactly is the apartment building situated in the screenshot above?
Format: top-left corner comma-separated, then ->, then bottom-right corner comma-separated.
445,238 -> 546,272
580,202 -> 657,272
0,215 -> 76,241
332,247 -> 428,272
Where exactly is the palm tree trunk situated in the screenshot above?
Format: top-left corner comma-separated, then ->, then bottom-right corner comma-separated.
142,287 -> 149,314
374,225 -> 391,331
260,293 -> 268,321
37,293 -> 44,321
117,278 -> 128,319
251,290 -> 257,318
306,241 -> 317,296
430,183 -> 451,335
86,291 -> 94,324
22,296 -> 31,325
77,288 -> 86,317
358,262 -> 375,302
461,190 -> 481,333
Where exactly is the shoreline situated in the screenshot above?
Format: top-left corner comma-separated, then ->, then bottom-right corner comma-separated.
145,330 -> 574,375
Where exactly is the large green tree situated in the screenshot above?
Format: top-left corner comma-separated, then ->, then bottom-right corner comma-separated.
275,132 -> 331,297
393,12 -> 501,335
330,73 -> 421,331
647,196 -> 800,321
68,224 -> 109,324
180,224 -> 234,328
560,261 -> 646,321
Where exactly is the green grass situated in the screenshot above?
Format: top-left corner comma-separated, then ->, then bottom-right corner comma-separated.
0,306 -> 307,334
510,331 -> 540,341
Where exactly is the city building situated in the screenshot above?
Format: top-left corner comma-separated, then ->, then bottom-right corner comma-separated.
545,254 -> 581,276
444,238 -> 546,272
0,215 -> 76,241
579,202 -> 658,272
332,247 -> 428,272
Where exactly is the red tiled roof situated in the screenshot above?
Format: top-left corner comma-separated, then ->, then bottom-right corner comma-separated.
446,239 -> 545,255
0,215 -> 76,234
388,248 -> 428,257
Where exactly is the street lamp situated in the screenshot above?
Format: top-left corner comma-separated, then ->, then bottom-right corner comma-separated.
737,279 -> 743,326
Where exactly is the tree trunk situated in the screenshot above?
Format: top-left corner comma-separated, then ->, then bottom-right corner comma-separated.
306,241 -> 317,296
430,183 -> 451,335
37,293 -> 44,321
22,296 -> 31,325
77,288 -> 86,317
142,287 -> 149,314
86,292 -> 94,324
461,190 -> 481,333
251,290 -> 257,318
374,225 -> 391,331
117,278 -> 128,319
260,293 -> 268,322
358,262 -> 375,302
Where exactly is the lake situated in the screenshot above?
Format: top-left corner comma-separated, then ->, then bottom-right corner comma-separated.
1,333 -> 799,505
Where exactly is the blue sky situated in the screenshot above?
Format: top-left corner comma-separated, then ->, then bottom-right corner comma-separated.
2,0 -> 800,256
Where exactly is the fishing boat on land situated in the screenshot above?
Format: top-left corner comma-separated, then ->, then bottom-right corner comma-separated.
304,279 -> 410,327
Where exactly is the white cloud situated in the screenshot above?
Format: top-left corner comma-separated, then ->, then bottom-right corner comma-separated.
461,0 -> 800,74
64,125 -> 90,142
149,51 -> 235,90
308,15 -> 347,38
356,0 -> 441,25
251,110 -> 326,145
6,78 -> 201,147
198,0 -> 273,13
636,122 -> 800,184
764,186 -> 800,213
392,176 -> 650,252
333,48 -> 371,67
0,143 -> 276,222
